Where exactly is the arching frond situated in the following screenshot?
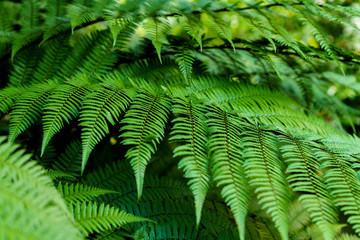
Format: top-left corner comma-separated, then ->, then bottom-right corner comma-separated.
242,124 -> 291,240
207,106 -> 250,240
9,82 -> 58,142
120,92 -> 171,199
69,201 -> 149,235
279,132 -> 338,239
33,35 -> 70,83
68,3 -> 100,33
80,83 -> 135,172
144,17 -> 170,63
315,145 -> 360,235
41,78 -> 91,155
170,97 -> 211,226
52,139 -> 83,178
9,46 -> 41,86
0,86 -> 25,114
0,136 -> 82,240
58,182 -> 117,203
175,48 -> 195,82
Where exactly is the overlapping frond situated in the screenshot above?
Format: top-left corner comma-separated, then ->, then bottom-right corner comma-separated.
80,83 -> 134,172
33,35 -> 70,83
279,132 -> 338,239
41,78 -> 91,155
0,136 -> 82,240
315,145 -> 360,235
69,201 -> 149,235
52,139 -> 83,178
207,106 -> 250,240
144,17 -> 170,63
242,124 -> 291,240
58,182 -> 117,203
9,82 -> 58,142
120,92 -> 171,198
170,97 -> 211,226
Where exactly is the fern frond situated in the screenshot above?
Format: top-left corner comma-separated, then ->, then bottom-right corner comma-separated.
52,139 -> 83,178
336,233 -> 360,240
11,29 -> 42,60
45,169 -> 75,180
292,5 -> 343,72
21,0 -> 40,30
175,48 -> 195,82
0,86 -> 24,114
206,12 -> 235,51
237,10 -> 277,52
279,133 -> 338,239
9,46 -> 41,86
58,182 -> 117,203
207,106 -> 250,240
81,31 -> 118,77
119,92 -> 171,199
9,82 -> 58,142
69,201 -> 149,235
242,124 -> 291,240
33,35 -> 70,83
41,79 -> 91,156
181,14 -> 203,51
170,98 -> 211,226
80,84 -> 135,172
57,34 -> 95,79
41,20 -> 70,45
315,146 -> 360,235
144,17 -> 170,63
0,136 -> 82,240
41,0 -> 68,44
68,3 -> 100,33
104,12 -> 133,46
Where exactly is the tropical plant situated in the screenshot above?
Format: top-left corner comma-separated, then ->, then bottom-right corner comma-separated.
2,0 -> 360,239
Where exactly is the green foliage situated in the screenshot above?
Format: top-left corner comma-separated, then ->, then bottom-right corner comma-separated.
0,137 -> 82,240
2,0 -> 360,239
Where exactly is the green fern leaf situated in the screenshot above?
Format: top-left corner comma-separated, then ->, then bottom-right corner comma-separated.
11,29 -> 42,61
242,124 -> 291,240
21,0 -> 40,30
58,182 -> 117,203
33,35 -> 70,83
52,139 -> 82,178
315,146 -> 360,235
279,133 -> 338,240
9,46 -> 41,86
68,3 -> 100,33
40,0 -> 68,45
292,6 -> 343,73
81,31 -> 118,77
80,84 -> 135,173
170,98 -> 211,226
69,201 -> 150,235
206,13 -> 235,51
0,87 -> 24,114
57,34 -> 96,79
0,136 -> 82,240
9,82 -> 58,142
105,14 -> 132,46
44,169 -> 75,180
41,79 -> 91,156
144,17 -> 170,63
207,106 -> 250,240
237,11 -> 277,52
175,48 -> 195,82
182,14 -> 203,51
119,92 -> 171,199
